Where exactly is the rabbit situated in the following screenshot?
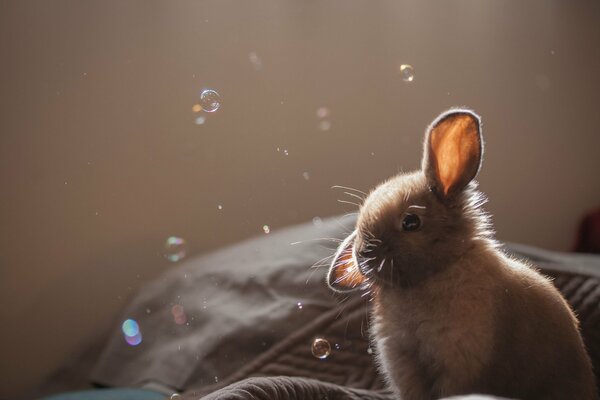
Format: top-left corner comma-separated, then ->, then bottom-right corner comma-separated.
327,109 -> 597,400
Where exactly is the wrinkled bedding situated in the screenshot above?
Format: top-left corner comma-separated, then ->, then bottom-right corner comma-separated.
84,215 -> 600,399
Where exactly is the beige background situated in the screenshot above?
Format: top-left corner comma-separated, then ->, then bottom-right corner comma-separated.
1,0 -> 599,397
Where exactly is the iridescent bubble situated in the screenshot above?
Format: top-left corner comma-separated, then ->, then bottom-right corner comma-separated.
122,319 -> 140,337
124,332 -> 142,346
195,116 -> 206,125
263,225 -> 270,234
248,52 -> 263,70
316,107 -> 330,119
199,89 -> 221,112
164,236 -> 187,262
399,64 -> 415,82
318,120 -> 331,131
311,337 -> 331,359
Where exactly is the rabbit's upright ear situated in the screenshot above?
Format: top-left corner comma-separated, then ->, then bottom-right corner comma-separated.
422,109 -> 483,199
327,230 -> 365,293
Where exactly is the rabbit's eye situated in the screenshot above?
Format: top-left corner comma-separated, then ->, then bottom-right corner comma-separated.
402,214 -> 421,231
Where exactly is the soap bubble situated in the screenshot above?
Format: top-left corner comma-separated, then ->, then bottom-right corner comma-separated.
318,120 -> 331,131
297,302 -> 303,309
164,236 -> 187,262
316,107 -> 329,119
170,394 -> 182,400
311,337 -> 331,359
122,319 -> 142,346
122,319 -> 139,337
124,332 -> 142,346
194,115 -> 206,125
263,225 -> 270,234
399,64 -> 415,82
249,52 -> 263,70
199,89 -> 221,112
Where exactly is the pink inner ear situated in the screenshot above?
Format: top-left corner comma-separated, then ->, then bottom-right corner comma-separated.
333,250 -> 365,288
430,116 -> 479,195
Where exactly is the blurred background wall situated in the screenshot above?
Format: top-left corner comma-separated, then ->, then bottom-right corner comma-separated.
1,0 -> 599,397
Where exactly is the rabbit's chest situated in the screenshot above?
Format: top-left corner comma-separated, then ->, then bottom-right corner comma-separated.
372,277 -> 498,395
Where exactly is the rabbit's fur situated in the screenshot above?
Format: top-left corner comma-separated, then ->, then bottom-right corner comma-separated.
327,109 -> 597,400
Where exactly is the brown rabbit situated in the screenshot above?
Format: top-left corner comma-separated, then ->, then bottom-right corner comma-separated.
327,109 -> 597,400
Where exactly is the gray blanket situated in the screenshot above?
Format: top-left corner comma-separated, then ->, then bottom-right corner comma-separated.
88,215 -> 600,399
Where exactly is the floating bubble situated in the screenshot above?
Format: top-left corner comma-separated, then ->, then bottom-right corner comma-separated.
124,332 -> 142,346
249,52 -> 263,70
318,120 -> 331,131
316,107 -> 330,119
217,204 -> 223,210
399,64 -> 415,82
195,116 -> 206,125
334,343 -> 341,351
170,394 -> 182,400
283,149 -> 289,156
199,89 -> 221,112
263,225 -> 270,234
311,337 -> 331,359
164,236 -> 187,262
192,104 -> 202,113
302,172 -> 310,180
297,302 -> 303,309
367,347 -> 373,354
122,319 -> 140,337
172,305 -> 187,325
214,376 -> 219,383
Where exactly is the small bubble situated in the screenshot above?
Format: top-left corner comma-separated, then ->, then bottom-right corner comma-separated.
164,236 -> 187,262
214,376 -> 219,383
263,225 -> 270,234
192,104 -> 202,113
122,319 -> 140,337
145,308 -> 151,314
367,347 -> 373,354
311,337 -> 331,359
249,51 -> 263,70
199,89 -> 221,112
283,149 -> 289,156
399,64 -> 415,82
276,147 -> 280,152
316,107 -> 330,119
124,333 -> 142,346
370,152 -> 375,156
217,204 -> 223,210
318,120 -> 331,131
194,115 -> 206,125
334,343 -> 341,351
312,217 -> 323,226
297,302 -> 303,309
302,172 -> 310,180
170,394 -> 182,400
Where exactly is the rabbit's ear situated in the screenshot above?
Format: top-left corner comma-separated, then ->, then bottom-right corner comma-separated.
422,109 -> 483,198
327,230 -> 365,293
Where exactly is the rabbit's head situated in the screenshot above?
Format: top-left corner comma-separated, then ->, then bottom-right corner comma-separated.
328,109 -> 491,292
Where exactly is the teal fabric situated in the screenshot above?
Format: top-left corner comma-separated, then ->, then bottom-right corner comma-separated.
40,388 -> 167,400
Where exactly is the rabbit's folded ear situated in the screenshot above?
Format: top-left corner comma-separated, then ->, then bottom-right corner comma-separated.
422,109 -> 483,199
327,230 -> 365,293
